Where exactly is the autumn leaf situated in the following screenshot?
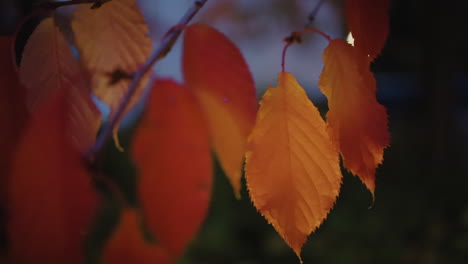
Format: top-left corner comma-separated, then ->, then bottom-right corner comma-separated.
318,39 -> 390,195
7,91 -> 98,264
19,17 -> 101,151
72,0 -> 152,146
183,23 -> 257,197
102,209 -> 170,264
132,79 -> 212,260
245,72 -> 342,260
345,0 -> 390,60
0,36 -> 27,222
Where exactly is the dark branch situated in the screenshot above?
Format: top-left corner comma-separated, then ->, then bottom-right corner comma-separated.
87,0 -> 208,160
41,0 -> 112,10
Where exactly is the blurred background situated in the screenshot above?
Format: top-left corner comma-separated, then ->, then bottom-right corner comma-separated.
1,0 -> 468,263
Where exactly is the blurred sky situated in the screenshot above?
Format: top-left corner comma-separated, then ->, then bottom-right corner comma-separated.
137,0 -> 345,100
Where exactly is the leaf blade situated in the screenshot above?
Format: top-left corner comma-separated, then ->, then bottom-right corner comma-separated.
318,39 -> 390,194
245,72 -> 342,259
71,0 -> 152,112
131,79 -> 212,259
0,36 -> 27,214
345,0 -> 390,60
102,209 -> 170,264
18,17 -> 101,151
183,24 -> 257,197
7,91 -> 98,264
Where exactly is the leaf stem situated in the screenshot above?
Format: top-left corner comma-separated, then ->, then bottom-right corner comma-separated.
281,29 -> 331,72
281,42 -> 292,73
87,0 -> 208,161
297,28 -> 332,41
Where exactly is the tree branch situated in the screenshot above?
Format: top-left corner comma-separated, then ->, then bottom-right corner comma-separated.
87,0 -> 208,161
41,0 -> 112,10
305,0 -> 326,28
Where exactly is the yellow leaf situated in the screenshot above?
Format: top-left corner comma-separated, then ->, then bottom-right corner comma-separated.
318,39 -> 390,195
72,0 -> 152,146
19,17 -> 101,151
245,72 -> 342,260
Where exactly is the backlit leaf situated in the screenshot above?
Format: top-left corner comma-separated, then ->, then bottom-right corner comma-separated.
245,72 -> 342,260
345,0 -> 390,60
8,91 -> 98,264
72,0 -> 152,142
183,24 -> 257,197
132,79 -> 212,260
102,209 -> 170,264
19,17 -> 101,151
318,39 -> 390,195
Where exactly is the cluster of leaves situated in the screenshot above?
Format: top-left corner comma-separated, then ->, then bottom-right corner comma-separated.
0,0 -> 390,263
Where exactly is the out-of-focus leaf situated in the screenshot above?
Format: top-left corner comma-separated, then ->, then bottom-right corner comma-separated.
0,36 -> 27,211
8,91 -> 98,264
132,79 -> 212,260
18,17 -> 101,151
318,39 -> 390,195
72,0 -> 152,146
345,0 -> 390,60
183,24 -> 257,197
245,72 -> 342,260
102,209 -> 170,264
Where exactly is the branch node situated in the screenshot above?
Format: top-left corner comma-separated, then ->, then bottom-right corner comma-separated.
283,32 -> 303,44
107,69 -> 134,85
87,0 -> 209,160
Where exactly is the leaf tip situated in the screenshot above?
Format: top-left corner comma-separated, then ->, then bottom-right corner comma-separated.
113,129 -> 125,152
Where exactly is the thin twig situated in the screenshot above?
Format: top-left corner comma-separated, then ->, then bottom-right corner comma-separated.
306,0 -> 326,28
281,1 -> 330,72
87,0 -> 208,160
41,0 -> 112,10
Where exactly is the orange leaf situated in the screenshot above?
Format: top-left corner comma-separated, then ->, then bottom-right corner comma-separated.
8,91 -> 98,264
183,24 -> 257,197
0,36 -> 27,212
245,72 -> 342,260
345,0 -> 390,60
132,79 -> 212,259
102,209 -> 170,264
19,17 -> 101,151
72,0 -> 152,144
318,39 -> 390,195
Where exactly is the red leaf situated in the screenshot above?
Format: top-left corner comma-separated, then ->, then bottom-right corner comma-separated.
183,24 -> 257,197
8,91 -> 98,264
318,39 -> 390,195
102,209 -> 170,264
345,0 -> 390,60
245,72 -> 342,260
132,79 -> 212,260
0,36 -> 27,211
18,17 -> 101,151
